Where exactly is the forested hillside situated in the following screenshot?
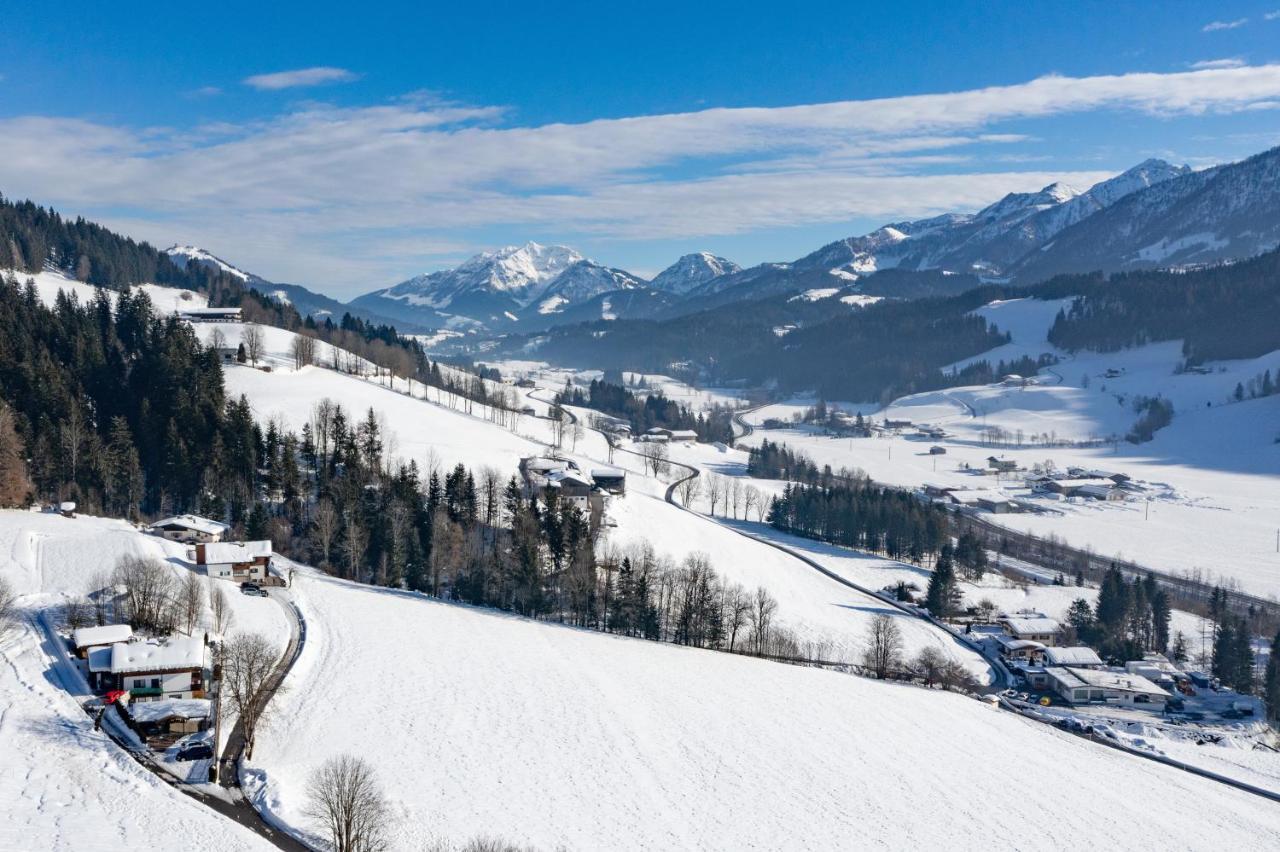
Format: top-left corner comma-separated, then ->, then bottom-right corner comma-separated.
0,195 -> 296,326
0,273 -> 239,514
537,286 -> 1011,403
1046,246 -> 1280,363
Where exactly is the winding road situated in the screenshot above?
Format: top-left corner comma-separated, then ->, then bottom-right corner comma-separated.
537,390 -> 1012,688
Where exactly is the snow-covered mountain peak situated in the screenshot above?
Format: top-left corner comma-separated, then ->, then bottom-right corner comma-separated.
649,252 -> 741,294
459,242 -> 585,293
164,245 -> 250,281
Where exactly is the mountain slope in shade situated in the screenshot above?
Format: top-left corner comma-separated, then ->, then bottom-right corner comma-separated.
648,252 -> 741,295
351,241 -> 643,330
1014,146 -> 1280,280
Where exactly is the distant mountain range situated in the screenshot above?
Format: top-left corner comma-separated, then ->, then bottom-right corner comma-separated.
167,143 -> 1280,339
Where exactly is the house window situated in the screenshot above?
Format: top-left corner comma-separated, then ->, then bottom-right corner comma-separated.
151,678 -> 161,689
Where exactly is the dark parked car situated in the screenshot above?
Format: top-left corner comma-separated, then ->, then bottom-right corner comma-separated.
240,582 -> 267,597
177,743 -> 214,762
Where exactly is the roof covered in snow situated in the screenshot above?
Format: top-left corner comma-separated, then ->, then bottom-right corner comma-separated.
948,489 -> 1013,504
1043,646 -> 1104,666
73,624 -> 133,649
126,697 -> 211,723
200,540 -> 272,563
108,635 -> 206,674
150,514 -> 229,535
1048,666 -> 1167,697
1000,615 -> 1061,635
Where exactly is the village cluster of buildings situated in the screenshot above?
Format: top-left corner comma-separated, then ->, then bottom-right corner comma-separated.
971,610 -> 1204,711
924,464 -> 1137,515
148,514 -> 275,584
54,513 -> 284,750
636,426 -> 698,444
519,456 -> 627,518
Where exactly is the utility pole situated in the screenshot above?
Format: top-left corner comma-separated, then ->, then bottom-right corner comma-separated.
210,642 -> 222,784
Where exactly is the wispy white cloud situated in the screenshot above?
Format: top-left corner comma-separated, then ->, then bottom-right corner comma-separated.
1203,18 -> 1248,32
243,66 -> 359,91
1266,10 -> 1280,21
3,64 -> 1278,294
1190,58 -> 1246,69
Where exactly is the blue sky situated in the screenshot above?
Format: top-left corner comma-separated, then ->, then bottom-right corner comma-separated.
3,1 -> 1280,297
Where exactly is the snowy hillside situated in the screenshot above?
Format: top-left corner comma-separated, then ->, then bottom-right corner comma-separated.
245,565 -> 1280,850
7,267 -> 207,314
211,327 -> 987,672
0,511 -> 280,851
742,295 -> 1280,599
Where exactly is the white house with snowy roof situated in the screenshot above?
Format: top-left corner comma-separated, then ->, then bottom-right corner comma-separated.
998,611 -> 1062,646
149,514 -> 230,543
88,634 -> 208,700
194,540 -> 272,582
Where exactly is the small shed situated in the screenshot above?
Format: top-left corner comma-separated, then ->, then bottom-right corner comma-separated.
150,514 -> 230,543
591,468 -> 627,495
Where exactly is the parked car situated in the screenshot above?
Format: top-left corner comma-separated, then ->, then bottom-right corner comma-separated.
177,743 -> 214,762
240,582 -> 267,597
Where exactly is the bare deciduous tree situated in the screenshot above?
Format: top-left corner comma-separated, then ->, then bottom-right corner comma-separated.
743,485 -> 760,522
242,323 -> 265,367
640,440 -> 669,477
222,632 -> 279,760
209,580 -> 233,635
305,754 -> 393,852
88,570 -> 112,625
180,571 -> 205,634
749,586 -> 778,655
705,473 -> 724,517
291,333 -> 317,371
64,596 -> 92,630
863,614 -> 904,679
913,646 -> 946,687
312,498 -> 339,568
209,327 -> 227,352
0,576 -> 15,636
725,584 -> 752,652
112,556 -> 177,632
675,473 -> 701,508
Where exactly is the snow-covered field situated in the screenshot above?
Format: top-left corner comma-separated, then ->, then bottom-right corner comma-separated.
9,266 -> 208,314
246,566 -> 1280,851
0,511 -> 276,850
742,296 -> 1280,600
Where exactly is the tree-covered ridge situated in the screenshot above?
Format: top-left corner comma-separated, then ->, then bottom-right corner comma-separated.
535,284 -> 1012,404
1046,246 -> 1280,363
0,272 -> 235,514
